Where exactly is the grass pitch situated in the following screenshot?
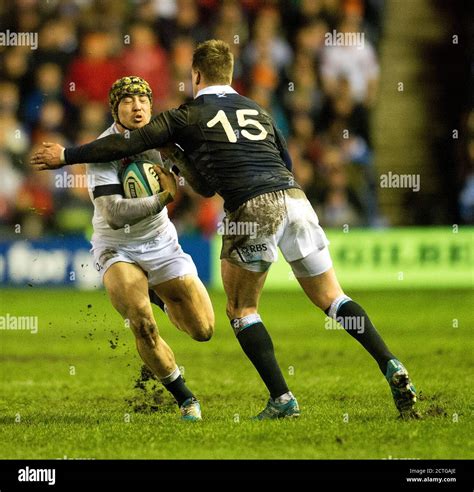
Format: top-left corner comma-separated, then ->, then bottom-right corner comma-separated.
0,288 -> 472,459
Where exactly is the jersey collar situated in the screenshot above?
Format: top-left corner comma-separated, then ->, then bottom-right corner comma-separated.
195,85 -> 238,99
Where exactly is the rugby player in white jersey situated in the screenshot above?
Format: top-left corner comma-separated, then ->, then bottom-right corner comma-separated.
87,76 -> 214,421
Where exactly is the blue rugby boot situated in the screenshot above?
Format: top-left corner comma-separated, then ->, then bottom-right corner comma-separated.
385,359 -> 417,417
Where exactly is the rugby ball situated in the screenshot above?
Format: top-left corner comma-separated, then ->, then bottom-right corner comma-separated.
120,161 -> 161,198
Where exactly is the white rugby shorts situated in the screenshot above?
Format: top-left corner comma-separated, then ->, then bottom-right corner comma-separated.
220,188 -> 332,276
91,222 -> 197,286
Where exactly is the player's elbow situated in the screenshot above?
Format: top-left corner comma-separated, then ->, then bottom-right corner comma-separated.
105,217 -> 125,230
107,221 -> 122,230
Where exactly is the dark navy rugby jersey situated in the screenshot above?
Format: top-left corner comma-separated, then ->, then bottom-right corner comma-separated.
65,87 -> 300,211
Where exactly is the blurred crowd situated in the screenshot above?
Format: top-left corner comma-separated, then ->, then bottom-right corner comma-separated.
458,109 -> 474,224
1,0 -> 390,239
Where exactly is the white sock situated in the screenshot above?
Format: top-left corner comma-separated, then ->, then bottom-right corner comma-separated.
160,366 -> 180,385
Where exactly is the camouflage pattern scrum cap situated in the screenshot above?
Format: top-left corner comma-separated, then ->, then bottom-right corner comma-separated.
109,76 -> 153,122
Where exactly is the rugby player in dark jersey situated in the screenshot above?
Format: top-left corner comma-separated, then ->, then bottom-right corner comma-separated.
32,40 -> 417,419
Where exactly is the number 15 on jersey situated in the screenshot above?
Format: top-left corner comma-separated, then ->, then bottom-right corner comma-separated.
207,109 -> 268,142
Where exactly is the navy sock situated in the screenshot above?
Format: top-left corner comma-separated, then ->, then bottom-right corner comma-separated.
326,300 -> 395,374
234,321 -> 289,400
163,375 -> 194,407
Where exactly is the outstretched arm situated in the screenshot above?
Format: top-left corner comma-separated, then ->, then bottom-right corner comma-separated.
65,131 -> 151,165
31,108 -> 186,170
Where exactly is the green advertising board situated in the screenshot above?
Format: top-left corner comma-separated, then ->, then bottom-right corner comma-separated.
211,227 -> 474,290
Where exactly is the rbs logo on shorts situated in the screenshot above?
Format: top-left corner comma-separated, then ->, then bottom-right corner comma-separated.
240,244 -> 268,254
238,243 -> 268,262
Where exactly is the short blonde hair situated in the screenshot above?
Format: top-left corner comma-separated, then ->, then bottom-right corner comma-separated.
192,39 -> 234,85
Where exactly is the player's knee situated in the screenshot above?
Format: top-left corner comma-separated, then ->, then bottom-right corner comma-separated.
192,329 -> 212,342
191,319 -> 214,342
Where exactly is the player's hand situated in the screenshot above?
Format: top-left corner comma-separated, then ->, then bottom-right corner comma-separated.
154,165 -> 177,201
30,142 -> 65,170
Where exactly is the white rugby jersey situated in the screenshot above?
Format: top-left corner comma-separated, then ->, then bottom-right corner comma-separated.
87,123 -> 170,246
